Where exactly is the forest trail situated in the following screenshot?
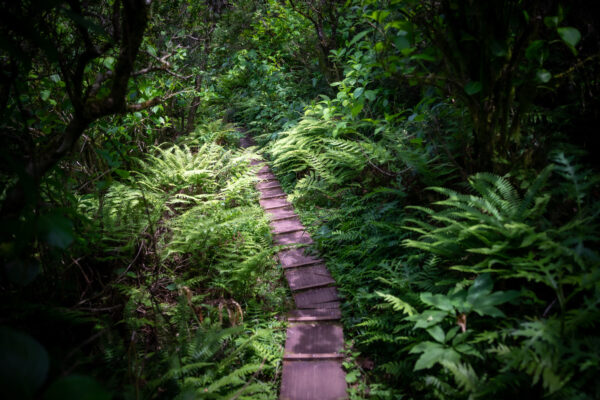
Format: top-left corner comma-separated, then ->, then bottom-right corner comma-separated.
240,136 -> 348,400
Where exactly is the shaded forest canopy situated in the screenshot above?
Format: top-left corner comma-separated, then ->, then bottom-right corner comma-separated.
1,0 -> 599,399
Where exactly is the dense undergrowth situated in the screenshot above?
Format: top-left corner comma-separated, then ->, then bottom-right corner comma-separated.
218,2 -> 600,399
2,121 -> 288,398
2,0 -> 600,399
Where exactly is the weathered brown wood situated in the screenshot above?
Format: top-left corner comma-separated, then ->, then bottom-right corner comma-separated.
257,172 -> 278,181
248,149 -> 347,400
269,210 -> 300,221
283,353 -> 343,360
257,180 -> 282,190
285,323 -> 343,356
287,308 -> 341,322
262,193 -> 287,201
294,287 -> 339,309
260,197 -> 292,209
278,248 -> 322,269
285,264 -> 335,291
274,230 -> 313,245
260,186 -> 286,197
302,301 -> 341,309
257,165 -> 271,174
271,218 -> 305,234
280,361 -> 347,400
239,137 -> 255,148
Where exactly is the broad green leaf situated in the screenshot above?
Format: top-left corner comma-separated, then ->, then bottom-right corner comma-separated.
426,325 -> 446,343
557,27 -> 581,54
536,69 -> 552,83
395,36 -> 411,50
345,370 -> 359,384
465,81 -> 482,95
410,342 -> 461,370
369,10 -> 390,23
544,16 -> 560,29
103,57 -> 115,69
147,45 -> 157,57
348,30 -> 369,47
114,169 -> 130,179
364,90 -> 377,101
466,274 -> 494,304
421,292 -> 454,312
353,87 -> 365,99
40,90 -> 51,101
408,310 -> 448,328
526,40 -> 546,62
351,102 -> 364,117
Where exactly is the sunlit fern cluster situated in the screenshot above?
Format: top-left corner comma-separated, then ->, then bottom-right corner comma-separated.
77,138 -> 286,398
387,162 -> 600,399
267,117 -> 369,201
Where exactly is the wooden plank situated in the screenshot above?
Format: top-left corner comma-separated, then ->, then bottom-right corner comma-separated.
274,230 -> 313,245
240,137 -> 255,148
285,323 -> 344,356
280,360 -> 347,400
283,353 -> 343,360
257,172 -> 277,181
271,218 -> 304,235
287,308 -> 341,322
260,197 -> 292,209
262,193 -> 287,201
278,248 -> 321,269
285,264 -> 335,291
260,186 -> 286,197
302,301 -> 341,309
294,287 -> 339,309
257,180 -> 282,190
257,165 -> 271,174
269,210 -> 299,221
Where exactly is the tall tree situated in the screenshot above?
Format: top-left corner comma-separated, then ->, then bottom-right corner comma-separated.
0,0 -> 154,216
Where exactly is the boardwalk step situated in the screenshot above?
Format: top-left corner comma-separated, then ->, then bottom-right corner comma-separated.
280,361 -> 347,400
240,137 -> 256,148
285,323 -> 343,355
287,308 -> 342,322
299,301 -> 341,309
261,193 -> 287,200
247,150 -> 347,400
274,230 -> 313,246
281,259 -> 323,270
257,180 -> 282,190
278,248 -> 322,269
283,353 -> 343,360
257,172 -> 278,181
260,187 -> 286,197
285,264 -> 335,291
260,197 -> 292,209
271,218 -> 304,234
269,210 -> 299,221
294,287 -> 339,309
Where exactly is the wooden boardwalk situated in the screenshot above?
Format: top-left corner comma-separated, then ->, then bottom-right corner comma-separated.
241,136 -> 347,400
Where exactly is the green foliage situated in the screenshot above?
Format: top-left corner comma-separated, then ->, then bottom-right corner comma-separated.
395,170 -> 599,398
2,1 -> 600,399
